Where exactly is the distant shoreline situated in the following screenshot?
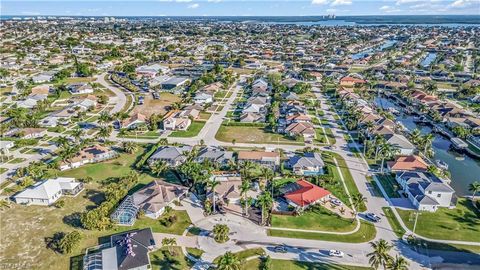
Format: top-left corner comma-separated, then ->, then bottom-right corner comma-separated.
1,15 -> 480,25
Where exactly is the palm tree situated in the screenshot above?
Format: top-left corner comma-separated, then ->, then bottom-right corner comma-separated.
161,237 -> 177,256
208,179 -> 220,214
240,181 -> 251,216
71,128 -> 83,143
367,239 -> 393,269
239,160 -> 255,181
378,142 -> 398,174
256,191 -> 273,226
150,160 -> 167,176
410,129 -> 422,145
351,193 -> 367,219
216,251 -> 242,270
386,255 -> 409,270
420,134 -> 434,157
212,224 -> 230,243
468,181 -> 480,201
97,126 -> 112,142
98,112 -> 111,126
122,141 -> 138,154
260,167 -> 273,194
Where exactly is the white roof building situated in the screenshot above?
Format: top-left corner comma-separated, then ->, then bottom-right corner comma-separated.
13,177 -> 84,206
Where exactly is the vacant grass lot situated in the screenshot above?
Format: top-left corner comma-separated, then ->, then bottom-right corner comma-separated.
397,199 -> 480,242
271,206 -> 357,232
131,92 -> 181,117
170,121 -> 205,137
216,125 -> 304,145
243,259 -> 372,270
58,146 -> 156,184
268,221 -> 376,243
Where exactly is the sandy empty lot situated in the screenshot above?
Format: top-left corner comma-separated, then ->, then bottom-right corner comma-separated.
130,92 -> 182,117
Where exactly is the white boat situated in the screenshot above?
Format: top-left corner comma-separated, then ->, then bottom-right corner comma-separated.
435,160 -> 449,170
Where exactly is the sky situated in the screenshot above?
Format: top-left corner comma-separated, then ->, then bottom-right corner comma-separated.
1,0 -> 479,16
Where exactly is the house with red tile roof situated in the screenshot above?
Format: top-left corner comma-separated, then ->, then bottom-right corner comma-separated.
340,76 -> 367,87
280,179 -> 331,209
387,155 -> 429,172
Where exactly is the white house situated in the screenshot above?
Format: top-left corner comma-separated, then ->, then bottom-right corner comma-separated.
68,83 -> 94,95
13,177 -> 84,206
385,134 -> 415,156
395,171 -> 455,212
162,110 -> 192,131
59,145 -> 117,171
193,92 -> 213,104
0,140 -> 15,155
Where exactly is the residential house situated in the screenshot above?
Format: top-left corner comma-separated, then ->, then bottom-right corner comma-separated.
395,171 -> 455,212
237,151 -> 280,170
0,140 -> 14,155
131,180 -> 188,219
83,228 -> 156,270
384,134 -> 415,156
160,77 -> 189,91
280,179 -> 331,209
68,83 -> 94,95
193,92 -> 213,104
387,155 -> 429,172
148,145 -> 192,167
121,113 -> 147,130
60,145 -> 117,171
285,122 -> 315,143
13,177 -> 84,206
286,152 -> 325,176
195,146 -> 235,167
5,128 -> 46,139
340,76 -> 366,87
162,110 -> 192,131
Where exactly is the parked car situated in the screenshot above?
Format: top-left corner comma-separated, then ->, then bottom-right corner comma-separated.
152,92 -> 160,99
328,250 -> 344,257
366,212 -> 381,222
273,245 -> 287,253
330,198 -> 342,206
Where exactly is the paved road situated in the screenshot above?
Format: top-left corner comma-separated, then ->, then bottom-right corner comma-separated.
96,73 -> 128,114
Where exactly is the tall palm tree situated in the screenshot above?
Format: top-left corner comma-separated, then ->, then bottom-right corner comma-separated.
468,181 -> 480,201
367,239 -> 393,269
410,129 -> 422,145
420,134 -> 434,157
351,193 -> 367,218
216,251 -> 242,270
122,141 -> 138,154
240,181 -> 251,216
150,160 -> 167,176
378,142 -> 398,174
71,127 -> 83,143
208,179 -> 220,214
97,126 -> 112,142
161,237 -> 177,256
256,191 -> 273,226
386,255 -> 409,270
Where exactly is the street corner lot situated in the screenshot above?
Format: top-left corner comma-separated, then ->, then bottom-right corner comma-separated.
131,92 -> 182,118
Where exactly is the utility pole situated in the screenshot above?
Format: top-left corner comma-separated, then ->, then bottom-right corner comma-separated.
412,209 -> 420,235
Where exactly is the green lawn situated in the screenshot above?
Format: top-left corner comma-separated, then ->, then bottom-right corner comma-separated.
314,128 -> 327,144
149,247 -> 193,270
213,248 -> 265,264
243,259 -> 372,270
186,247 -> 204,259
324,128 -> 336,145
396,199 -> 480,242
271,205 -> 356,232
376,175 -> 401,198
58,146 -> 156,184
216,125 -> 304,145
382,207 -> 406,238
133,210 -> 191,235
7,157 -> 26,164
322,152 -> 367,212
267,221 -> 376,243
169,121 -> 205,138
0,168 -> 8,174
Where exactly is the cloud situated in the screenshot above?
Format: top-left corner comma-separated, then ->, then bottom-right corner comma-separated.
331,0 -> 352,6
207,0 -> 222,2
311,0 -> 329,4
379,5 -> 401,13
188,3 -> 199,8
450,0 -> 477,7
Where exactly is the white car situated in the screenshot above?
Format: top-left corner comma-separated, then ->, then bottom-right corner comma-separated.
330,198 -> 342,206
328,249 -> 344,257
366,212 -> 381,222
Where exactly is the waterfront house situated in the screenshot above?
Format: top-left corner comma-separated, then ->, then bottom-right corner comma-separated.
387,155 -> 429,172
